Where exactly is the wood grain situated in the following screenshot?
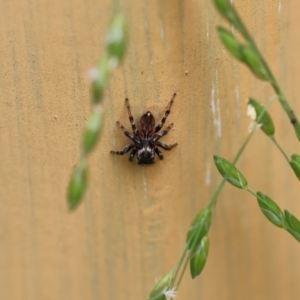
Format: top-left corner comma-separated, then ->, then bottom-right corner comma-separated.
0,0 -> 300,299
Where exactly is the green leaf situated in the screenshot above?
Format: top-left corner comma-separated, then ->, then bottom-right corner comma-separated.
217,27 -> 244,61
214,0 -> 231,14
106,13 -> 128,62
92,14 -> 127,104
241,46 -> 270,80
68,159 -> 88,210
213,156 -> 248,189
214,0 -> 242,31
248,98 -> 275,136
190,236 -> 209,279
291,119 -> 300,143
290,154 -> 300,180
83,105 -> 103,155
256,192 -> 285,228
284,210 -> 300,242
92,53 -> 110,103
148,272 -> 173,300
186,208 -> 212,251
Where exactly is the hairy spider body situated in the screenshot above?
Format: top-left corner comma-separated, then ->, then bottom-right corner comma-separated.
111,93 -> 177,165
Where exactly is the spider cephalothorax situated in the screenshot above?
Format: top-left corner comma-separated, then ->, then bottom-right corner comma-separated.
111,93 -> 178,165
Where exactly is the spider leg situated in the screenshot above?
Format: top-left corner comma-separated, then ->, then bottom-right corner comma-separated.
129,148 -> 137,161
152,123 -> 173,142
154,93 -> 176,133
155,141 -> 178,150
111,144 -> 135,155
155,148 -> 164,160
125,98 -> 138,135
116,121 -> 139,144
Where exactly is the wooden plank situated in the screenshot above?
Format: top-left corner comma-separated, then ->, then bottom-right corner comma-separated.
0,0 -> 299,299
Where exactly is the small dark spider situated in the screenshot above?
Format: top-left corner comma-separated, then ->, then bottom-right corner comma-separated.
110,93 -> 178,165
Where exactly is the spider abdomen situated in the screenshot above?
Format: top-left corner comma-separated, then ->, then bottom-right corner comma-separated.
140,111 -> 155,138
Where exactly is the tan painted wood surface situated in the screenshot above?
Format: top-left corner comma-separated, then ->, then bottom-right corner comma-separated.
1,0 -> 300,299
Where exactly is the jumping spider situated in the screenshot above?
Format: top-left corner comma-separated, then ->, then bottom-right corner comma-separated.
110,93 -> 178,165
